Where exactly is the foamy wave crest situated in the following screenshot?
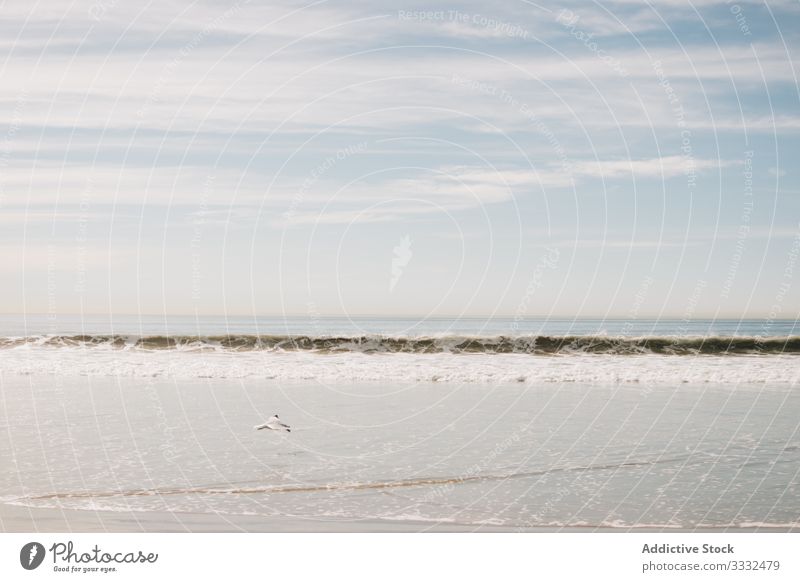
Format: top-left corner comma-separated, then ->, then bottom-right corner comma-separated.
1,349 -> 799,384
2,333 -> 800,355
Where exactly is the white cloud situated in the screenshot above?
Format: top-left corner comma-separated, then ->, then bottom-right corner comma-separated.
572,155 -> 726,179
0,243 -> 131,272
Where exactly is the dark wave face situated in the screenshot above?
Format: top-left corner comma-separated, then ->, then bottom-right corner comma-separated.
1,334 -> 799,355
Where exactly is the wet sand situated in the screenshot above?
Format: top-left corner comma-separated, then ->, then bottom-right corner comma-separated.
2,503 -> 793,533
0,502 -> 525,532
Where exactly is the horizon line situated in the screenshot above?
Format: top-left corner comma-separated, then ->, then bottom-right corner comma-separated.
2,312 -> 798,322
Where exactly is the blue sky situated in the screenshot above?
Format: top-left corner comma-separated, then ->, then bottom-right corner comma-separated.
1,0 -> 799,318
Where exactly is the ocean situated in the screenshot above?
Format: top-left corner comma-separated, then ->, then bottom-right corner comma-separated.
1,315 -> 798,531
0,315 -> 797,383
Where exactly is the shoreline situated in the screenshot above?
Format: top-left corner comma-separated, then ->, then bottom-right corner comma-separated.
1,503 -> 794,533
3,374 -> 797,534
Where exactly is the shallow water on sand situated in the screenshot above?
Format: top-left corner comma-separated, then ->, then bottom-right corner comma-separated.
1,376 -> 797,530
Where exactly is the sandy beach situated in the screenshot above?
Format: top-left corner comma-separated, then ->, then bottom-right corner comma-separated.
0,502 -> 514,532
4,503 -> 792,533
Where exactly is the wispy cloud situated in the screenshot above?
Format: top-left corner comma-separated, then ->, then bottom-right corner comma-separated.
572,156 -> 727,179
1,0 -> 797,316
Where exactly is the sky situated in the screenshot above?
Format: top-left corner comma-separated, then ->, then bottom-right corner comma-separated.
1,0 -> 799,319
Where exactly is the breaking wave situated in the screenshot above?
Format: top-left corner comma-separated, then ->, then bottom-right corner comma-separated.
2,333 -> 799,355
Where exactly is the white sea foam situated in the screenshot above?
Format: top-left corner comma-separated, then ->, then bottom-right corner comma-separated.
1,348 -> 798,384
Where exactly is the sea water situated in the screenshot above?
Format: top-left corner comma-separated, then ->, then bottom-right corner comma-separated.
0,316 -> 798,530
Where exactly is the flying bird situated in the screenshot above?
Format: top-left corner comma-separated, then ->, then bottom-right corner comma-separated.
254,414 -> 291,433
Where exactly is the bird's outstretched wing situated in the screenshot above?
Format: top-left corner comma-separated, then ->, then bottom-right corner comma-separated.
254,415 -> 291,432
269,415 -> 291,431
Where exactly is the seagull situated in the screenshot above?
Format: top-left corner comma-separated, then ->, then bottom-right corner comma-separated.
254,414 -> 291,433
